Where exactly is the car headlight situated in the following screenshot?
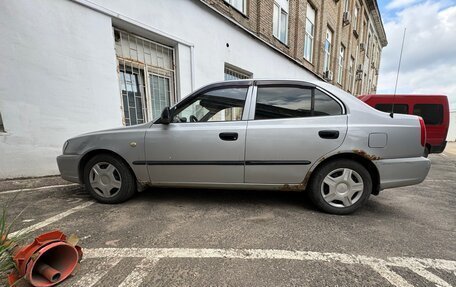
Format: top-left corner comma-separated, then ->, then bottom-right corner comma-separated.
62,140 -> 69,154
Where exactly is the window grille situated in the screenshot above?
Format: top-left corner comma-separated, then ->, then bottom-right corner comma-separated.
114,29 -> 176,125
224,65 -> 252,80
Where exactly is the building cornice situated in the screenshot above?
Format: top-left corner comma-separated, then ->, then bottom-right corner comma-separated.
366,0 -> 388,47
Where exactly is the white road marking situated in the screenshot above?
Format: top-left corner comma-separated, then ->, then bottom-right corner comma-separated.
82,248 -> 455,287
0,183 -> 79,195
10,201 -> 94,237
407,267 -> 452,287
72,258 -> 122,287
365,263 -> 414,287
118,258 -> 159,287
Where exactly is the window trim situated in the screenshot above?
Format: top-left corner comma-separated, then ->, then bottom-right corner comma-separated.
272,0 -> 289,44
249,84 -> 346,121
154,84 -> 253,125
323,28 -> 333,73
304,3 -> 316,63
337,45 -> 345,85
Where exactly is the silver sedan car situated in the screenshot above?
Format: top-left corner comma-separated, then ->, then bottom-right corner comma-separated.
57,80 -> 431,214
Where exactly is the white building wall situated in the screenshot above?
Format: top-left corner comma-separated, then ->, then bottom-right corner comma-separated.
0,0 -> 318,179
0,0 -> 121,178
448,111 -> 456,142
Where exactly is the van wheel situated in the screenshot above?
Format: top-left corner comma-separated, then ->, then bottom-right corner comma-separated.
83,154 -> 136,204
308,159 -> 372,215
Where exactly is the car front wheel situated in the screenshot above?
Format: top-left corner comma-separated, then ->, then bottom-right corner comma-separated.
83,154 -> 136,204
308,159 -> 372,215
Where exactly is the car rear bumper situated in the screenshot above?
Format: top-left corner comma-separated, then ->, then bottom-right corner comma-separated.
374,157 -> 431,190
56,154 -> 82,183
430,141 -> 447,154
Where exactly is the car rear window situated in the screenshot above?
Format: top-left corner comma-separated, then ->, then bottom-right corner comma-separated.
413,104 -> 443,125
255,87 -> 342,120
375,104 -> 409,114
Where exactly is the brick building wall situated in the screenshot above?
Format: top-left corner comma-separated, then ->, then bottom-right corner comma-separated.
202,0 -> 387,96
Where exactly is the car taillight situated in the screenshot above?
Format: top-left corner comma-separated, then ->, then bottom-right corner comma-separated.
419,117 -> 426,147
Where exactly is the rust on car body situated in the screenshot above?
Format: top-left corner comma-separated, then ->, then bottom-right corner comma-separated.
352,149 -> 381,161
281,183 -> 305,192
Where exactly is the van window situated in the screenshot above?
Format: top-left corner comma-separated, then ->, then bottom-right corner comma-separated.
413,104 -> 443,125
375,104 -> 408,114
255,87 -> 342,120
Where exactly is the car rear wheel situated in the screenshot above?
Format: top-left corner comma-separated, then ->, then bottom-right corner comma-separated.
308,159 -> 372,215
83,154 -> 136,204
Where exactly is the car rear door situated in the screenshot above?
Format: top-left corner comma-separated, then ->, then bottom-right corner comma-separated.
144,83 -> 252,184
244,81 -> 348,184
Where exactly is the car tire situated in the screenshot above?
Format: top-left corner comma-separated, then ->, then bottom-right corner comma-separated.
423,147 -> 430,158
83,154 -> 136,204
308,159 -> 372,215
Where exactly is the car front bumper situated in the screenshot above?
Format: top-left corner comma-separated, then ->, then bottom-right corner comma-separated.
56,154 -> 82,183
374,157 -> 431,190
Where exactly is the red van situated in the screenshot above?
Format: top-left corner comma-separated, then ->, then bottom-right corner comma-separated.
359,94 -> 450,156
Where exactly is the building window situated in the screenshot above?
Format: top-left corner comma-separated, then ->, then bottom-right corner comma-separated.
224,0 -> 247,14
367,32 -> 372,57
348,57 -> 354,92
224,64 -> 252,80
304,4 -> 316,62
323,28 -> 333,73
344,0 -> 350,12
0,112 -> 5,133
273,0 -> 289,44
353,4 -> 359,32
114,29 -> 176,125
337,45 -> 345,85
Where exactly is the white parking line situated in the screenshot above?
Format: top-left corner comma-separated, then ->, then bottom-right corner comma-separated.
0,183 -> 79,195
81,248 -> 455,287
118,258 -> 159,287
10,201 -> 94,237
365,263 -> 413,287
72,258 -> 122,287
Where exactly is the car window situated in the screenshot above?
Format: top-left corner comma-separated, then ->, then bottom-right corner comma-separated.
314,90 -> 343,116
375,104 -> 409,114
173,87 -> 248,123
254,86 -> 342,120
413,104 -> 443,125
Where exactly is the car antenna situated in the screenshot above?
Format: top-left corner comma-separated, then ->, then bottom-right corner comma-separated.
391,27 -> 407,118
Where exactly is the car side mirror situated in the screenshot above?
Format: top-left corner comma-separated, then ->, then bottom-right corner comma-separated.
160,107 -> 172,125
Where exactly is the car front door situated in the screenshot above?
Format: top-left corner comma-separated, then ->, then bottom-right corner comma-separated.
144,83 -> 251,184
244,82 -> 348,184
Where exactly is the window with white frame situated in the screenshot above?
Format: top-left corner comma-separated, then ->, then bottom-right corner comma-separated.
337,45 -> 345,84
224,64 -> 252,80
304,3 -> 316,62
323,28 -> 333,73
224,0 -> 247,14
114,29 -> 176,126
348,57 -> 354,92
273,0 -> 289,44
353,3 -> 359,32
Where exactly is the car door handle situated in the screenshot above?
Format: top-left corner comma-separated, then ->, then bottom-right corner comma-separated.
219,132 -> 238,141
319,130 -> 339,139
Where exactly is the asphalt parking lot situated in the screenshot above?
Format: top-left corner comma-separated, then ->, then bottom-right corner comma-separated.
1,148 -> 455,286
